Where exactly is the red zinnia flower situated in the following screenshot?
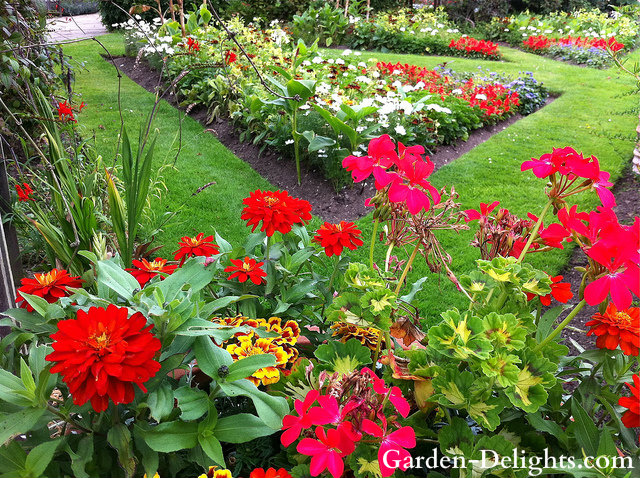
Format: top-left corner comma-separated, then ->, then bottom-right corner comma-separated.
585,303 -> 639,356
618,374 -> 640,429
241,190 -> 312,237
57,101 -> 76,122
46,304 -> 161,412
15,182 -> 35,202
225,257 -> 267,284
313,221 -> 363,257
525,275 -> 573,306
126,258 -> 178,287
250,469 -> 292,478
174,233 -> 219,266
16,269 -> 83,312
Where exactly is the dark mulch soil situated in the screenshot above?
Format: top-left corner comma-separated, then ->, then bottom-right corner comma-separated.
110,54 -> 639,356
108,55 -> 550,222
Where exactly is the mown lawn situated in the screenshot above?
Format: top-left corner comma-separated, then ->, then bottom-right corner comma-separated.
65,34 -> 639,323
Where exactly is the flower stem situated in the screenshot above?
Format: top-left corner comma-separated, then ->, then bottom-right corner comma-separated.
517,199 -> 554,263
394,242 -> 421,296
534,299 -> 586,352
369,219 -> 379,270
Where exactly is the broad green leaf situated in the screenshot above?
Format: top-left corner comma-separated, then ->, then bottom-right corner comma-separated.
174,387 -> 208,421
147,383 -> 174,422
25,439 -> 61,477
218,380 -> 289,429
157,259 -> 216,302
214,413 -> 278,443
428,309 -> 492,360
66,435 -> 93,478
194,336 -> 233,381
107,424 -> 136,478
570,400 -> 599,456
226,354 -> 277,382
198,434 -> 224,465
96,260 -> 139,300
0,408 -> 45,445
142,421 -> 198,452
314,339 -> 371,375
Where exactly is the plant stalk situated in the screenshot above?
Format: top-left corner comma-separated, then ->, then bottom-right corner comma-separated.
534,299 -> 587,351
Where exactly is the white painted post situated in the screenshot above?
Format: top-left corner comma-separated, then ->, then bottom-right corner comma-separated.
0,210 -> 16,313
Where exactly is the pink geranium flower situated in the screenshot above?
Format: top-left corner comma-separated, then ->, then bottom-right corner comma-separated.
361,368 -> 410,418
342,134 -> 398,188
464,201 -> 500,223
361,416 -> 416,477
589,169 -> 616,208
297,425 -> 356,478
281,390 -> 320,447
387,158 -> 441,215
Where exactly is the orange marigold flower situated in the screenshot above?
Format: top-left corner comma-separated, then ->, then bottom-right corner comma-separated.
16,269 -> 83,312
312,221 -> 364,257
126,258 -> 178,287
250,468 -> 293,478
15,182 -> 35,202
330,322 -> 382,351
241,190 -> 312,237
225,257 -> 267,285
618,373 -> 640,429
45,304 -> 161,412
226,335 -> 290,386
585,304 -> 639,356
174,233 -> 219,265
198,466 -> 232,478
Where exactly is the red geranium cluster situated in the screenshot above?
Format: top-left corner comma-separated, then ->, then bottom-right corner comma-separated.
281,368 -> 414,478
449,36 -> 500,57
376,62 -> 519,119
521,148 -> 639,310
241,190 -> 312,236
186,37 -> 200,52
343,134 -> 440,215
523,35 -> 624,52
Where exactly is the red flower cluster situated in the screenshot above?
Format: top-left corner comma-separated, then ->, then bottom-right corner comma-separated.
376,62 -> 519,119
46,304 -> 161,412
224,50 -> 237,64
449,36 -> 500,57
126,258 -> 178,287
241,190 -> 312,236
250,469 -> 292,478
15,182 -> 34,202
186,37 -> 200,52
523,35 -> 624,53
313,221 -> 363,257
343,135 -> 441,215
174,233 -> 219,266
618,374 -> 640,429
281,368 -> 414,478
586,303 -> 639,356
224,257 -> 267,284
525,274 -> 573,306
16,269 -> 83,312
57,100 -> 76,123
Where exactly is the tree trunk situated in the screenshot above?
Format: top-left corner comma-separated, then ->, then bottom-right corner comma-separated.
178,0 -> 186,37
169,0 -> 176,22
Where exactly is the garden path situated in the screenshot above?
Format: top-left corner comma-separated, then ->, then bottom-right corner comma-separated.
46,13 -> 107,41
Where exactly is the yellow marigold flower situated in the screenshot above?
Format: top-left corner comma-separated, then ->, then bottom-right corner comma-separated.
330,322 -> 383,351
227,336 -> 290,386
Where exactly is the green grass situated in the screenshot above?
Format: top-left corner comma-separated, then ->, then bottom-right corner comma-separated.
65,35 -> 639,323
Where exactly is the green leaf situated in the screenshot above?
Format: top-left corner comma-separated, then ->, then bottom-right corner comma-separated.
0,408 -> 45,445
201,294 -> 258,316
0,369 -> 33,407
218,380 -> 289,429
0,441 -> 27,474
15,292 -> 49,317
96,259 -> 139,301
142,421 -> 199,453
570,400 -> 599,456
428,309 -> 493,360
214,413 -> 278,443
314,339 -> 372,375
536,306 -> 565,341
226,354 -> 277,382
525,412 -> 568,447
66,435 -> 93,478
157,259 -> 216,302
399,277 -> 428,303
25,439 -> 61,477
193,336 -> 233,381
198,434 -> 224,465
147,383 -> 174,422
107,424 -> 136,478
174,387 -> 208,421
301,131 -> 336,152
19,358 -> 36,395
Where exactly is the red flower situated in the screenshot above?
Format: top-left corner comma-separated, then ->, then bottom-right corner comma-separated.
362,367 -> 410,417
250,469 -> 292,478
126,258 -> 178,287
174,233 -> 219,266
387,156 -> 441,215
46,304 -> 161,412
464,201 -> 500,223
618,374 -> 640,428
57,100 -> 76,123
224,50 -> 237,64
313,221 -> 363,257
281,389 -> 320,447
585,303 -> 639,356
224,257 -> 267,285
15,182 -> 35,202
16,269 -> 83,312
297,425 -> 356,478
525,275 -> 573,306
186,37 -> 200,52
361,416 -> 416,478
342,135 -> 398,188
241,190 -> 312,237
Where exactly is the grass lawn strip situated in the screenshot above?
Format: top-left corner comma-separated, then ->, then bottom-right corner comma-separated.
65,35 -> 639,322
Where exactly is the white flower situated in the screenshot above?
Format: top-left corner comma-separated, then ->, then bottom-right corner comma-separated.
452,89 -> 463,95
358,62 -> 367,68
415,81 -> 425,89
285,139 -> 294,145
299,104 -> 310,110
399,100 -> 412,114
400,27 -> 406,32
336,58 -> 345,65
394,125 -> 406,136
317,82 -> 331,95
312,56 -> 324,64
475,94 -> 487,101
392,80 -> 402,88
354,52 -> 361,56
372,71 -> 380,78
342,49 -> 352,55
425,104 -> 452,114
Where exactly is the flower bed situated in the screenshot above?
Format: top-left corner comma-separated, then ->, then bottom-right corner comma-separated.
120,14 -> 545,188
347,8 -> 502,60
486,8 -> 638,67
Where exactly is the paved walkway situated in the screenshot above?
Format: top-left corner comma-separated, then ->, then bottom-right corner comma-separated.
47,12 -> 108,41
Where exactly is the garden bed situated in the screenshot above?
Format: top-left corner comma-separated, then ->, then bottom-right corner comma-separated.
110,54 -> 553,222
